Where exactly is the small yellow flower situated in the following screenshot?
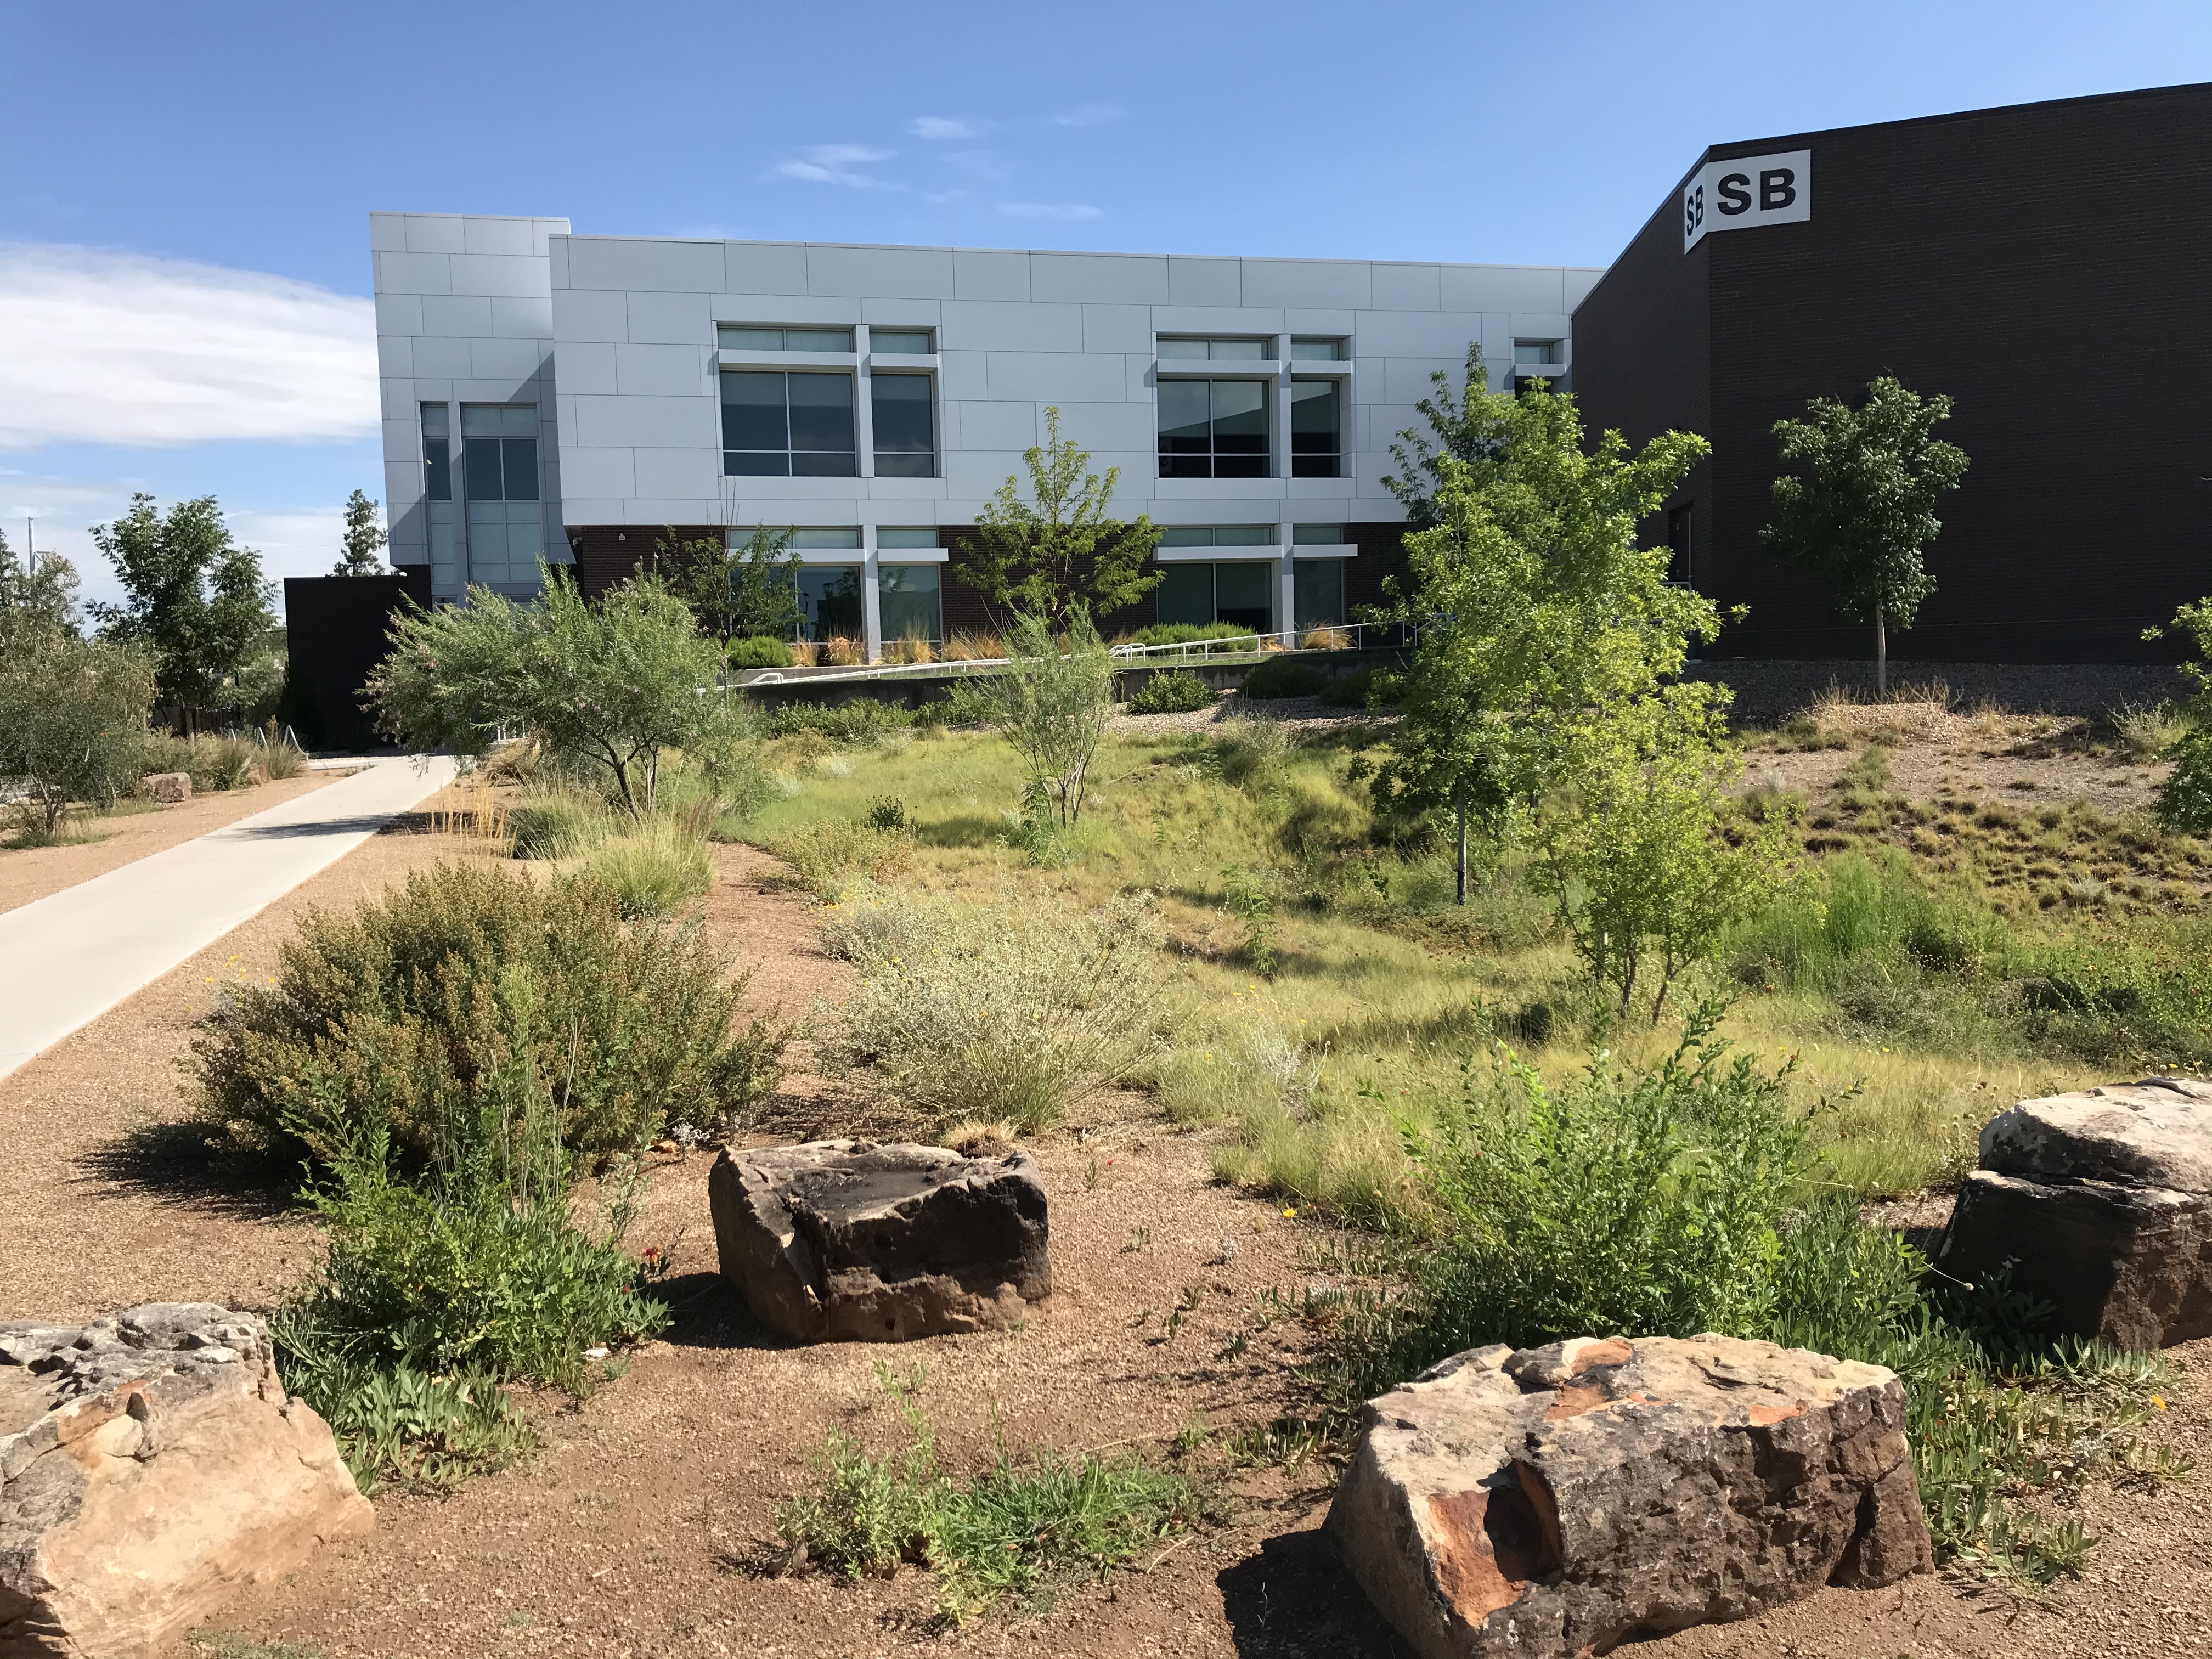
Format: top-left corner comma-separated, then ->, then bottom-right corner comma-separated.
2152,1394 -> 2168,1410
1281,1206 -> 1297,1218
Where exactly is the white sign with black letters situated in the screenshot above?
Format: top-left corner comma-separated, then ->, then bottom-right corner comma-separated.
1681,149 -> 1812,251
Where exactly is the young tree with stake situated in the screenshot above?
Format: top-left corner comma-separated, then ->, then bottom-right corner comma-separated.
1762,375 -> 1968,695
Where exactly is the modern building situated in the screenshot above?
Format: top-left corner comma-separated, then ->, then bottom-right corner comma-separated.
371,213 -> 1600,657
1571,81 -> 2212,664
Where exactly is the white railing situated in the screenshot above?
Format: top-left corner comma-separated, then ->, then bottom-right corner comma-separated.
737,619 -> 1406,687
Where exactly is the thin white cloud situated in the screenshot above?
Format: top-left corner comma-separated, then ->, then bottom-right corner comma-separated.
1052,103 -> 1126,128
775,144 -> 900,189
0,243 -> 376,450
998,200 -> 1104,222
910,116 -> 983,140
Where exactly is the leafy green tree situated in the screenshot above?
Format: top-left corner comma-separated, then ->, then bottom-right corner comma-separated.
0,527 -> 82,640
1381,342 -> 1508,534
332,489 -> 388,575
652,526 -> 803,647
1371,371 -> 1720,903
90,494 -> 278,719
963,610 -> 1115,827
0,630 -> 156,836
956,407 -> 1160,627
366,565 -> 735,817
1762,376 -> 1970,695
2148,598 -> 2212,834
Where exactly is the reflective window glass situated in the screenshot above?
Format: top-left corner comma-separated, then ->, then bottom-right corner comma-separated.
421,404 -> 451,503
877,526 -> 941,548
797,566 -> 864,642
723,373 -> 856,477
1292,523 -> 1346,545
788,527 -> 862,549
1294,559 -> 1345,629
879,563 -> 942,644
1213,562 -> 1274,630
1290,337 -> 1345,360
871,329 -> 933,354
718,325 -> 855,352
1158,381 -> 1270,479
1291,379 -> 1341,478
871,373 -> 935,478
1155,564 -> 1214,626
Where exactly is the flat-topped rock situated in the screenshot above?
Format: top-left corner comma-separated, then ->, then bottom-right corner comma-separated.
1326,1334 -> 1928,1659
1939,1078 -> 2212,1347
0,1304 -> 371,1658
708,1140 -> 1051,1342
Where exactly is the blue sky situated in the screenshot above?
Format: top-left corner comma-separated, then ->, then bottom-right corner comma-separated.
3,0 -> 2208,611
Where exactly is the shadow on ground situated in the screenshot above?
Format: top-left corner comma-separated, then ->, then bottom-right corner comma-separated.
1217,1525 -> 1405,1657
653,1269 -> 793,1353
76,1119 -> 298,1219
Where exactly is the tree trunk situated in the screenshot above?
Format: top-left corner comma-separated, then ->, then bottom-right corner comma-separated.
1875,609 -> 1888,699
1455,800 -> 1468,906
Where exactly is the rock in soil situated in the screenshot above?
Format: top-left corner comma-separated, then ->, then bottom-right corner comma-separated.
141,773 -> 191,805
1937,1076 -> 2212,1348
708,1139 -> 1051,1342
1325,1334 -> 1929,1659
0,1304 -> 371,1659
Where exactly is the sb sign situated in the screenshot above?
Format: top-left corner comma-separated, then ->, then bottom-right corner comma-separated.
1681,149 -> 1812,251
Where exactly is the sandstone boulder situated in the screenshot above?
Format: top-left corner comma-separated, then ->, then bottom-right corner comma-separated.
1937,1076 -> 2212,1348
0,1304 -> 371,1659
142,773 -> 190,804
709,1140 -> 1050,1342
1326,1334 -> 1928,1659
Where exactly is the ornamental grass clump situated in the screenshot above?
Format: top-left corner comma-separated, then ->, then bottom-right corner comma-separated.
193,861 -> 783,1164
580,818 -> 714,918
821,890 -> 1169,1131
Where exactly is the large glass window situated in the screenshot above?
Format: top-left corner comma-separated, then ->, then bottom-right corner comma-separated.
718,325 -> 854,352
1294,560 -> 1344,629
460,403 -> 540,586
798,567 -> 864,641
1290,380 -> 1341,478
721,372 -> 857,477
421,403 -> 455,588
880,565 -> 942,645
871,374 -> 935,477
1153,561 -> 1275,631
1158,380 -> 1267,479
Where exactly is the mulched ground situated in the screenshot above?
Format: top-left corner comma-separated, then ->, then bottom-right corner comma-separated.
5,799 -> 2210,1658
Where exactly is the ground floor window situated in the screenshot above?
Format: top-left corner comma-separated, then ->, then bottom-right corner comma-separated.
1155,560 -> 1274,631
879,564 -> 941,645
797,566 -> 863,641
1294,560 -> 1344,629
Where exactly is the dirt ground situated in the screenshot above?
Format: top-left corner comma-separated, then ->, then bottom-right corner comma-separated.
7,796 -> 2211,1658
0,768 -> 345,917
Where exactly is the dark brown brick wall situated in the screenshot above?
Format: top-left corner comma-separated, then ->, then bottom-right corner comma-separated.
567,525 -> 724,601
1573,82 -> 2212,663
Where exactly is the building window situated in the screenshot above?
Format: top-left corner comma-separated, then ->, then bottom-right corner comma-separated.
421,403 -> 455,586
1159,526 -> 1274,549
871,329 -> 933,354
1290,337 -> 1346,360
1294,560 -> 1344,629
721,371 -> 857,477
718,325 -> 854,352
1158,381 -> 1268,479
1292,523 -> 1346,544
798,567 -> 864,641
1515,340 -> 1564,365
1155,560 -> 1275,632
871,373 -> 936,477
1157,336 -> 1271,360
880,565 -> 942,646
460,403 -> 540,586
1290,380 -> 1341,478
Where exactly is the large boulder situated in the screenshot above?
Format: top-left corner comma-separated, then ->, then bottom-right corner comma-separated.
1936,1076 -> 2212,1348
1326,1334 -> 1928,1659
709,1140 -> 1051,1342
0,1304 -> 372,1658
142,773 -> 190,804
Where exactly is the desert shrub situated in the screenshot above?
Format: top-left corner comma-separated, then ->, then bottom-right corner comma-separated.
140,731 -> 259,793
244,719 -> 309,777
1211,715 -> 1290,791
961,610 -> 1115,827
274,1352 -> 529,1495
1238,657 -> 1327,701
1126,622 -> 1259,648
865,795 -> 908,831
510,792 -> 617,860
769,817 -> 912,901
728,635 -> 795,670
581,820 -> 714,919
1125,668 -> 1215,714
764,697 -> 914,746
193,862 -> 783,1164
1151,1031 -> 1305,1129
1731,850 -> 2007,989
777,1378 -> 1212,1625
1221,866 -> 1279,974
821,891 -> 1169,1131
1316,668 -> 1380,709
2111,700 -> 2188,761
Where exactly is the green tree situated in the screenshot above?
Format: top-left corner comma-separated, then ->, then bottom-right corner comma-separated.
89,494 -> 278,720
1371,370 -> 1720,903
1380,342 -> 1507,534
1762,375 -> 1970,695
366,565 -> 733,817
963,609 -> 1115,828
0,630 -> 156,836
652,526 -> 803,646
955,407 -> 1160,627
332,489 -> 388,575
0,527 -> 81,641
2148,598 -> 2212,834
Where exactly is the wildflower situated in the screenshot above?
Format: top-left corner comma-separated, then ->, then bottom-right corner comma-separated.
2152,1394 -> 2168,1410
1281,1207 -> 1297,1218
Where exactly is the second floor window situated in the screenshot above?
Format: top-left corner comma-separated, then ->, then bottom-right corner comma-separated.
722,371 -> 857,477
871,374 -> 936,478
718,325 -> 854,352
1159,380 -> 1267,479
1290,380 -> 1341,478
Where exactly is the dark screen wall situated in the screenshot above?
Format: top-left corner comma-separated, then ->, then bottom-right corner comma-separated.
282,569 -> 432,749
1573,82 -> 2212,663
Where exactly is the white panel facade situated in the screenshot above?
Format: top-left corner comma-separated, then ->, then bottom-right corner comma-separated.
372,213 -> 1603,630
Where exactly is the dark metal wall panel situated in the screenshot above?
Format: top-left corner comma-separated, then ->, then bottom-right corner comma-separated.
280,569 -> 432,751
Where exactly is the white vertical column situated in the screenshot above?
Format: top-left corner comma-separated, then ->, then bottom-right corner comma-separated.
861,523 -> 884,664
1277,522 -> 1296,642
854,324 -> 877,480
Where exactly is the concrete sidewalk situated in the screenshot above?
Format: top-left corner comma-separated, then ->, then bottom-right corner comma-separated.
0,756 -> 457,1080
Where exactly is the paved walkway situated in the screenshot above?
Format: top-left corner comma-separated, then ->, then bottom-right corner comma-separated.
0,757 -> 456,1080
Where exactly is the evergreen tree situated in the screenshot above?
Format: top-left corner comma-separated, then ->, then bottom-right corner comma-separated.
332,489 -> 388,575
